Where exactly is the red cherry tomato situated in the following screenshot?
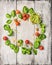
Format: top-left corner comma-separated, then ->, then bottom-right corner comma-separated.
22,13 -> 26,17
23,17 -> 27,21
22,14 -> 30,21
35,32 -> 40,36
25,40 -> 30,44
26,14 -> 30,18
39,46 -> 44,50
3,36 -> 8,40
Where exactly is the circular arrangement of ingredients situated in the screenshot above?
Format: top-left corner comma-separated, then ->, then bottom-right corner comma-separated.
3,6 -> 46,55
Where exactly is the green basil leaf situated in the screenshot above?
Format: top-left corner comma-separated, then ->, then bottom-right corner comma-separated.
23,6 -> 29,13
6,13 -> 11,18
8,29 -> 13,36
6,20 -> 12,24
11,10 -> 16,17
34,41 -> 40,49
18,13 -> 23,19
10,44 -> 15,49
14,46 -> 19,53
29,8 -> 34,14
39,34 -> 46,40
4,24 -> 10,31
5,40 -> 11,46
33,49 -> 37,55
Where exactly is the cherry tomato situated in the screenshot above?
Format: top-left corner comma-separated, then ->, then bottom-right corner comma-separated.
23,17 -> 27,21
14,19 -> 20,26
3,36 -> 8,40
39,46 -> 44,50
22,13 -> 26,17
16,10 -> 20,14
15,21 -> 20,26
26,14 -> 30,18
35,32 -> 40,36
25,40 -> 30,44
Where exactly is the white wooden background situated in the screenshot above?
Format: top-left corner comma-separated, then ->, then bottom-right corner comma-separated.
0,0 -> 51,65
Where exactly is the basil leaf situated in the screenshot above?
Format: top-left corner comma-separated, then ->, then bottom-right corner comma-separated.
6,13 -> 11,18
6,20 -> 12,24
4,24 -> 10,31
5,40 -> 11,46
11,10 -> 16,17
23,6 -> 29,13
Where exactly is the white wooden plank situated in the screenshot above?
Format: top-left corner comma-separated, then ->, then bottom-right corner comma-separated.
33,1 -> 51,65
17,1 -> 35,64
0,0 -> 51,65
1,1 -> 16,65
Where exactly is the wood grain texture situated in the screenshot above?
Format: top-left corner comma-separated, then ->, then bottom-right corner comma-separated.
0,0 -> 51,65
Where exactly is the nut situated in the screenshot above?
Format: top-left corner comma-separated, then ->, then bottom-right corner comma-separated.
36,28 -> 39,31
17,43 -> 21,47
29,42 -> 33,46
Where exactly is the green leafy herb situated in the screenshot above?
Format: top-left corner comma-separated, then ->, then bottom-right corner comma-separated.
26,49 -> 32,55
33,49 -> 37,55
11,10 -> 16,17
29,8 -> 35,14
35,37 -> 41,42
41,28 -> 45,33
40,23 -> 46,28
6,13 -> 11,18
30,13 -> 41,24
10,44 -> 15,49
38,34 -> 46,40
18,13 -> 23,19
34,41 -> 40,49
6,20 -> 12,24
22,47 -> 27,54
14,46 -> 19,53
4,24 -> 10,31
8,29 -> 13,36
5,40 -> 11,46
23,6 -> 29,13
